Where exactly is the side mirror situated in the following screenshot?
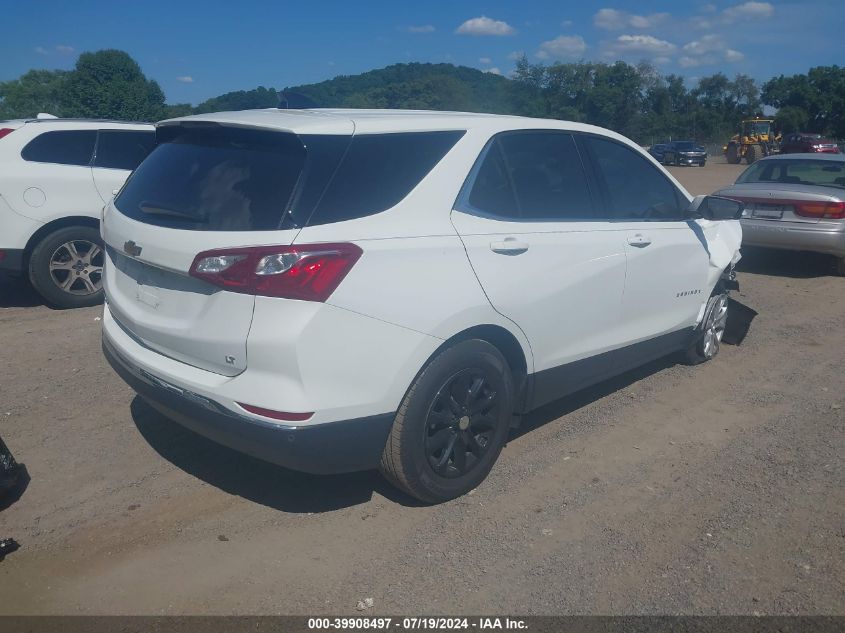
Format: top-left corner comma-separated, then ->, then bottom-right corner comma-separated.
688,195 -> 744,221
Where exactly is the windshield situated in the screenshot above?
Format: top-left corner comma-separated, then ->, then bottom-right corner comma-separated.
675,142 -> 696,150
745,121 -> 772,136
736,159 -> 845,189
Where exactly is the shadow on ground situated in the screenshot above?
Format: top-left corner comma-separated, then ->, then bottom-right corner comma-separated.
0,274 -> 42,309
737,247 -> 838,279
129,293 -> 761,514
132,357 -> 689,513
130,397 -> 425,513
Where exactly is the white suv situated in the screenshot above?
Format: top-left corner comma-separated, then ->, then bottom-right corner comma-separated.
0,117 -> 154,307
101,109 -> 742,503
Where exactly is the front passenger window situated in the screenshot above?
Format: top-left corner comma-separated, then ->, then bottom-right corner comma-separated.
584,136 -> 684,221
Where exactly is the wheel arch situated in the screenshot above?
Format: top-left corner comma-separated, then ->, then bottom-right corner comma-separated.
426,323 -> 532,414
23,216 -> 101,267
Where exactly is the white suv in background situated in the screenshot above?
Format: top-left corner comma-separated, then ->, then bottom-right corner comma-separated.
0,117 -> 154,308
101,109 -> 742,503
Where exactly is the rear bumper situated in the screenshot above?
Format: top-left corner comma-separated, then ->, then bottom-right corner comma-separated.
103,335 -> 395,474
0,248 -> 24,272
740,220 -> 845,257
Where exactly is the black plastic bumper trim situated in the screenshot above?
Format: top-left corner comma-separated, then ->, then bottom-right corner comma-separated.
103,335 -> 395,475
0,248 -> 24,272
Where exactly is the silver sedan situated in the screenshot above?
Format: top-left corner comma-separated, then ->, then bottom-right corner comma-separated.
714,153 -> 845,275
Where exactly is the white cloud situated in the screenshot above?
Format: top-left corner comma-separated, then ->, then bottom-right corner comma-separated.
536,35 -> 587,60
723,1 -> 774,21
34,46 -> 48,55
507,50 -> 526,61
405,24 -> 435,33
594,8 -> 669,30
485,67 -> 502,75
561,20 -> 573,27
679,35 -> 746,66
456,16 -> 515,36
682,33 -> 722,56
176,76 -> 194,83
55,45 -> 75,55
693,1 -> 774,28
613,34 -> 676,54
479,57 -> 492,64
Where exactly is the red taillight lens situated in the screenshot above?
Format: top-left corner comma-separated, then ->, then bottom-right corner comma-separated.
189,243 -> 363,301
795,201 -> 845,219
0,128 -> 15,141
236,402 -> 313,422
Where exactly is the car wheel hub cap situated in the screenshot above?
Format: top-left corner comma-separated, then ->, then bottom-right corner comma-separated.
48,240 -> 104,296
703,295 -> 729,358
424,368 -> 500,479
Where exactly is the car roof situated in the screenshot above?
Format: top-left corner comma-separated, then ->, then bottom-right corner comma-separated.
2,117 -> 153,128
755,152 -> 844,162
160,107 -> 630,138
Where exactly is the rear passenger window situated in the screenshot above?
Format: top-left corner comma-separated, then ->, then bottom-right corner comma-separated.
94,130 -> 155,171
465,131 -> 593,221
499,132 -> 593,220
21,130 -> 97,166
306,131 -> 464,226
584,136 -> 684,221
467,142 -> 519,218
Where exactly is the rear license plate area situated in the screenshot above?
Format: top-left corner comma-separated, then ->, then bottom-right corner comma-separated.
750,204 -> 785,219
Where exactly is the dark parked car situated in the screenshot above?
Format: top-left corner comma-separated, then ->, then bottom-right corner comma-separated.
663,141 -> 707,167
648,143 -> 668,162
780,133 -> 840,155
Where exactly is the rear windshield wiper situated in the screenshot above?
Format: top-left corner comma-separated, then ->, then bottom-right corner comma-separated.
138,202 -> 207,222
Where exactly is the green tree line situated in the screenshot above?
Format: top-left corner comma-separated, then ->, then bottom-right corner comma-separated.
2,49 -> 843,143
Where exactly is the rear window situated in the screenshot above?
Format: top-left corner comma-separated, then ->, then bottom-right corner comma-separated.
94,130 -> 155,171
114,126 -> 464,231
115,126 -> 306,231
21,130 -> 97,166
737,159 -> 845,189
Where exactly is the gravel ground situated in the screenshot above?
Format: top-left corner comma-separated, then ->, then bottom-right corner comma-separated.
0,160 -> 843,615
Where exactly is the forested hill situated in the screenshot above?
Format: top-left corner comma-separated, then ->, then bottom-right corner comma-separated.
2,50 -> 843,143
284,63 -> 515,113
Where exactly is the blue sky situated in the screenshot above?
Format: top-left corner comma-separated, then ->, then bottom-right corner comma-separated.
1,0 -> 842,105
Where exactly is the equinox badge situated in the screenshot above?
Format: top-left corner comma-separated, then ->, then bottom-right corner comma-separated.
123,240 -> 142,257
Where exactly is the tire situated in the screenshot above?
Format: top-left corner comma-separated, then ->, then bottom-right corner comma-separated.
28,225 -> 105,309
675,154 -> 681,166
699,161 -> 706,167
379,339 -> 514,503
835,257 -> 845,277
683,291 -> 729,365
746,144 -> 760,164
726,145 -> 741,164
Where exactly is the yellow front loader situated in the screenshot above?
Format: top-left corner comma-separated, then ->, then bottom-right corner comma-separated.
723,117 -> 782,164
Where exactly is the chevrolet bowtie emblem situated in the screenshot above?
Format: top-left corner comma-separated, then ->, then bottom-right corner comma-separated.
123,240 -> 142,257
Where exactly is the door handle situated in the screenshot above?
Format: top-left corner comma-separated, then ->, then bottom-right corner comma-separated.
490,239 -> 529,255
627,234 -> 652,247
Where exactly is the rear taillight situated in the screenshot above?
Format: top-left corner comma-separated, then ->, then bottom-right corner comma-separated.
795,201 -> 845,219
0,128 -> 15,141
189,243 -> 363,301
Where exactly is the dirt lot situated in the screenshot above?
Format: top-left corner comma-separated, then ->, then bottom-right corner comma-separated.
0,159 -> 843,615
